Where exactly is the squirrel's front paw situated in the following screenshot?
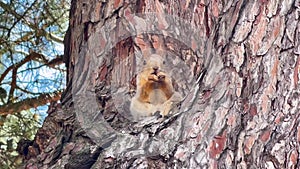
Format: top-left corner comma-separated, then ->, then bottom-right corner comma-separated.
157,72 -> 166,81
148,74 -> 159,81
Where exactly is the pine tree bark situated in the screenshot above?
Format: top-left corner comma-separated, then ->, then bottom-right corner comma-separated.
21,0 -> 300,168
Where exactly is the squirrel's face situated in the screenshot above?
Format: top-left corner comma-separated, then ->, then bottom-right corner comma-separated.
142,54 -> 166,73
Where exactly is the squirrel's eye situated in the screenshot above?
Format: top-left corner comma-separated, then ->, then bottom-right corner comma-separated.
143,60 -> 147,65
162,60 -> 166,64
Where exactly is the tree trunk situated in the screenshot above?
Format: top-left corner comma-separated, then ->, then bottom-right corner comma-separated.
21,0 -> 300,168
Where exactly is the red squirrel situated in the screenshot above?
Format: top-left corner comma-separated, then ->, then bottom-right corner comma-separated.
130,54 -> 182,120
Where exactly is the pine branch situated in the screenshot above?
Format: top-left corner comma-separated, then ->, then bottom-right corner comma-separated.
0,52 -> 63,83
0,91 -> 62,115
0,52 -> 40,83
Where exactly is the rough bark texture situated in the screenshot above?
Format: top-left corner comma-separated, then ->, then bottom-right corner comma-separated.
21,0 -> 300,168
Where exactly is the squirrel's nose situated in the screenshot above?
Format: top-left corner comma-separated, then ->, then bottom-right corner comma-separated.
152,66 -> 159,71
